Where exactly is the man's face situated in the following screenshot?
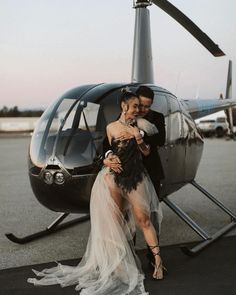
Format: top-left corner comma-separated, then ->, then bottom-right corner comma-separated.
138,95 -> 152,117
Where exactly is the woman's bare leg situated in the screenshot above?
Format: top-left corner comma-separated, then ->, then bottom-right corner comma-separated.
104,172 -> 123,211
128,188 -> 163,279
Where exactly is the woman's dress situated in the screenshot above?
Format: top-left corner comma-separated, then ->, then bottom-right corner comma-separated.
27,119 -> 163,295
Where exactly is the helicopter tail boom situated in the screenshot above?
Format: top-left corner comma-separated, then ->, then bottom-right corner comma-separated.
183,97 -> 236,120
184,60 -> 236,120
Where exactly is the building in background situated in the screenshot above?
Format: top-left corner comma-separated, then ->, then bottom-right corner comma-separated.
0,117 -> 39,133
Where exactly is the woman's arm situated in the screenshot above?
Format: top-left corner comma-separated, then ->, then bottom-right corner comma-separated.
127,125 -> 151,156
106,124 -> 112,145
135,135 -> 151,156
104,124 -> 123,173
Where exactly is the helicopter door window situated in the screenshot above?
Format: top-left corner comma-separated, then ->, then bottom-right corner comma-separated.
151,93 -> 168,116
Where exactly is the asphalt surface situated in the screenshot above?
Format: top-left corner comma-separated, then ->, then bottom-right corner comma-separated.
1,236 -> 236,295
0,135 -> 236,270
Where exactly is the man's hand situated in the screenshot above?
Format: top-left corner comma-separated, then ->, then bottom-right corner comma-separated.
103,154 -> 123,173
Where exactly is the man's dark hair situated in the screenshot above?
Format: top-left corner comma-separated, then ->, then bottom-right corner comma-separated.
136,86 -> 154,101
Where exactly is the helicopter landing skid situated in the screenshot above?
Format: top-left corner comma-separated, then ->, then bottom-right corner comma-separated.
5,213 -> 90,244
162,180 -> 236,256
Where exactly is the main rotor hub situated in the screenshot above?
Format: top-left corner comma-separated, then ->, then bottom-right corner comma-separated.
133,0 -> 152,9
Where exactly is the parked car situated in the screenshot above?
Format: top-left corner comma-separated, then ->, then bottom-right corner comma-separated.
197,117 -> 228,137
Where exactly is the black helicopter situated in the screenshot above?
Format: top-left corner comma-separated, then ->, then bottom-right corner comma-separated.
6,0 -> 236,256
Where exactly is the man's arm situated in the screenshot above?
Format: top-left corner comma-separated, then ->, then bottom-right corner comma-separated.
102,128 -> 122,173
102,135 -> 112,158
144,112 -> 166,148
155,112 -> 165,147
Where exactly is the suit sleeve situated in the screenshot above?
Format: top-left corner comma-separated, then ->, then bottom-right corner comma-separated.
144,113 -> 166,148
102,135 -> 111,158
93,134 -> 111,171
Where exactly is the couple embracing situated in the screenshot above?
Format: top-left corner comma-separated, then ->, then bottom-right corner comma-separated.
28,86 -> 166,295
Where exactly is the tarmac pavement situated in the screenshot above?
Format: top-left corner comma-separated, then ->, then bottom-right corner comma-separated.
0,135 -> 236,270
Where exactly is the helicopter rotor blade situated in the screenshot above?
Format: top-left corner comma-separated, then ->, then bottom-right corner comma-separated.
152,0 -> 225,57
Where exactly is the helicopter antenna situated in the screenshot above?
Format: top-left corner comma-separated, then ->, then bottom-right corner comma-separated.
174,71 -> 181,96
131,1 -> 154,84
224,60 -> 234,136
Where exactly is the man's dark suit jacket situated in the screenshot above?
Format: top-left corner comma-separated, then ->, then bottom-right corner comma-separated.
142,110 -> 165,186
102,110 -> 165,193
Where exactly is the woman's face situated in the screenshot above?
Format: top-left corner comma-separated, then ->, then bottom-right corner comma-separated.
122,97 -> 140,120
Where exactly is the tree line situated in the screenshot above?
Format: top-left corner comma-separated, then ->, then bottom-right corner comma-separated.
0,106 -> 44,117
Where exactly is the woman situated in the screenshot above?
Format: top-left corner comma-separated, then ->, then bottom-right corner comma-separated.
28,90 -> 164,294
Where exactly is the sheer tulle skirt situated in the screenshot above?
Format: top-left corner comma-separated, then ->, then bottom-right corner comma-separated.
27,167 -> 162,294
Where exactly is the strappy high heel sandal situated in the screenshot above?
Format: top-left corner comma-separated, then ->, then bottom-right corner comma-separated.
148,245 -> 167,280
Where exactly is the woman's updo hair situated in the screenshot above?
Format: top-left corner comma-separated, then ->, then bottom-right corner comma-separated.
119,87 -> 138,108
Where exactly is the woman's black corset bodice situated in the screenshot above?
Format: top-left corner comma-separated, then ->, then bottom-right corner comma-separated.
111,137 -> 146,193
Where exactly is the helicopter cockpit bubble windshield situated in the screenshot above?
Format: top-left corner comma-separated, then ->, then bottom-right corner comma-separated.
29,97 -> 105,173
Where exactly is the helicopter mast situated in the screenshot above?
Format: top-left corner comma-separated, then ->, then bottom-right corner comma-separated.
131,0 -> 154,84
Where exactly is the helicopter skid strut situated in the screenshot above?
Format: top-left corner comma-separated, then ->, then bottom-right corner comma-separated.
5,213 -> 90,244
163,180 -> 236,256
6,182 -> 236,254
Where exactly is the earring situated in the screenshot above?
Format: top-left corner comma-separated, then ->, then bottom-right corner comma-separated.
123,111 -> 126,114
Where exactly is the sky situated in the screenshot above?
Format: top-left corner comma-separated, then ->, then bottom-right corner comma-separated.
1,0 -> 236,110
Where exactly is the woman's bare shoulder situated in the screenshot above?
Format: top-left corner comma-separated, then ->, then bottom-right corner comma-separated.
106,121 -> 118,131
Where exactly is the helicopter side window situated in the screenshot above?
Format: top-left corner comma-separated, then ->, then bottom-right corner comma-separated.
166,95 -> 183,142
183,113 -> 202,140
168,95 -> 180,113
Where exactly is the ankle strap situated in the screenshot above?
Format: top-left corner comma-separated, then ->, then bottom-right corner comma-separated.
149,245 -> 159,250
148,245 -> 161,256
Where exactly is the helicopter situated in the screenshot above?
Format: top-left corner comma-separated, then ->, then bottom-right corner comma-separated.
6,0 -> 236,256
